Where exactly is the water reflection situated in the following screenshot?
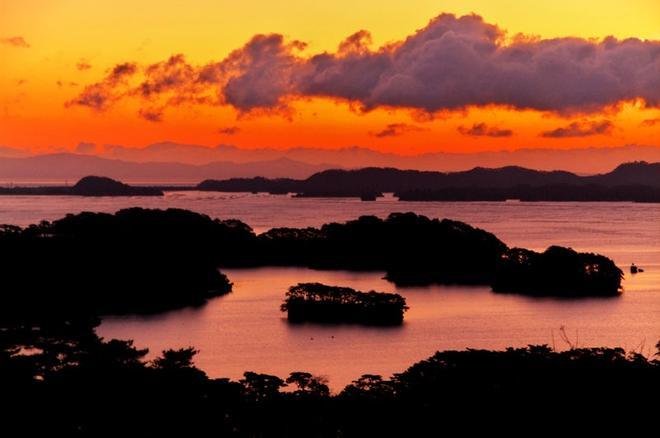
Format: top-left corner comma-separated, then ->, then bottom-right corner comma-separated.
99,266 -> 659,391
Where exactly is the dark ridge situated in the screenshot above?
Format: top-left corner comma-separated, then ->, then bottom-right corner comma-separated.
281,283 -> 408,325
196,161 -> 660,201
1,318 -> 657,434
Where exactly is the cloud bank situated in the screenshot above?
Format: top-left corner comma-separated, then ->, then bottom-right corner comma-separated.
69,13 -> 660,119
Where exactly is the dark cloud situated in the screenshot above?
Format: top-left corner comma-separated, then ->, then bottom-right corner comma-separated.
76,60 -> 92,71
70,13 -> 660,118
641,118 -> 660,127
219,34 -> 306,112
458,123 -> 513,137
295,14 -> 660,113
372,123 -> 424,138
1,36 -> 30,48
218,126 -> 240,135
540,120 -> 613,138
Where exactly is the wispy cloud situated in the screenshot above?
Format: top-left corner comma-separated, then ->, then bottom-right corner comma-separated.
641,118 -> 660,127
138,108 -> 163,122
218,126 -> 240,135
540,120 -> 613,138
1,36 -> 30,48
371,123 -> 424,138
76,60 -> 92,71
458,123 -> 512,137
66,62 -> 137,110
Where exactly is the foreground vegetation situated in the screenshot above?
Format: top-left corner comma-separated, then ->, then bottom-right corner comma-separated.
282,283 -> 408,325
1,318 -> 657,435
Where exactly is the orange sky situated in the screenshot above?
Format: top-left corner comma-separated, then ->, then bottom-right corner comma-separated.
1,0 -> 659,155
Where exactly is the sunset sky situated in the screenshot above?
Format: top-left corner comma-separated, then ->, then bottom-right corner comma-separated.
1,0 -> 659,156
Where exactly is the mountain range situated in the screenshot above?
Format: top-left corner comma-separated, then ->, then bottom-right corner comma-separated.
2,143 -> 660,182
0,153 -> 336,183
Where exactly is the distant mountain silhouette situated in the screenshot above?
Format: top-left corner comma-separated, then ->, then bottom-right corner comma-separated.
0,153 -> 336,183
99,142 -> 660,174
5,143 -> 660,175
198,161 -> 660,201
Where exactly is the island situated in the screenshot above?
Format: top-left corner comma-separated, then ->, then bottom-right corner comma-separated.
0,208 -> 243,320
1,161 -> 659,201
492,246 -> 623,297
0,208 -> 624,322
0,175 -> 164,196
196,161 -> 660,202
281,283 -> 408,325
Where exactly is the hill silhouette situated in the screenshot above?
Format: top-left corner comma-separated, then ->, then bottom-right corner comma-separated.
198,161 -> 660,201
0,175 -> 163,196
71,176 -> 163,196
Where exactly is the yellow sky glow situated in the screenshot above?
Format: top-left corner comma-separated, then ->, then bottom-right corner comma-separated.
1,0 -> 659,153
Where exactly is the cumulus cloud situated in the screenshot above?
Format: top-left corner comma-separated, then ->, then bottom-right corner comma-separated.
371,123 -> 424,138
540,120 -> 613,138
69,13 -> 660,119
218,34 -> 306,112
458,123 -> 513,137
1,36 -> 30,48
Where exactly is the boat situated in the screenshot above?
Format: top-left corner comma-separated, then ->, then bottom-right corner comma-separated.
630,263 -> 644,274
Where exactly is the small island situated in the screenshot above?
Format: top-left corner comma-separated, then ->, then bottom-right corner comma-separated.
0,175 -> 163,196
492,246 -> 623,297
281,283 -> 408,325
70,175 -> 164,196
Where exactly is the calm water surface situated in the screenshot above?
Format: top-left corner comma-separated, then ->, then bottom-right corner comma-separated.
1,193 -> 658,390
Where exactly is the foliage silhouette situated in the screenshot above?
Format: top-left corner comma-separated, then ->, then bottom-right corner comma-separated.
1,318 -> 657,435
0,208 -> 623,322
281,283 -> 408,325
492,246 -> 623,296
